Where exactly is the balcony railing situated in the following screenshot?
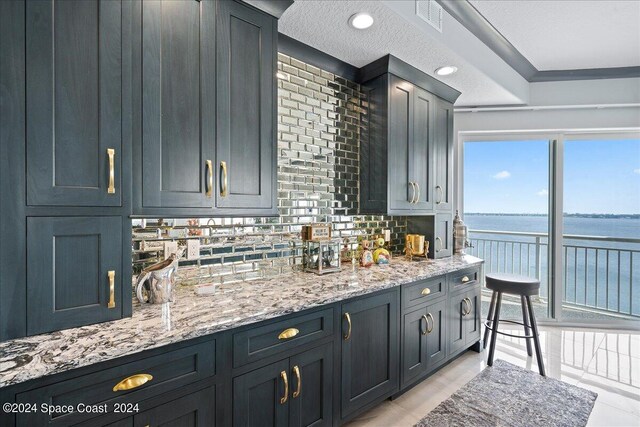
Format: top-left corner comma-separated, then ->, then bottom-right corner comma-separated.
468,229 -> 640,319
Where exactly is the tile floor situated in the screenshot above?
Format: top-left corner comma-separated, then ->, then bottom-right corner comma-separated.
345,326 -> 640,427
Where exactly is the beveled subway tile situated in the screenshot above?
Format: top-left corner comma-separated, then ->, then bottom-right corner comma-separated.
134,55 -> 407,285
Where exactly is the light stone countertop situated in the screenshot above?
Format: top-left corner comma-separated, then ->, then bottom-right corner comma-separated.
0,255 -> 483,388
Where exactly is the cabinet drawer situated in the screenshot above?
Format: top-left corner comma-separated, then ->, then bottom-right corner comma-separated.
16,340 -> 215,426
402,276 -> 446,309
448,267 -> 480,291
233,308 -> 333,368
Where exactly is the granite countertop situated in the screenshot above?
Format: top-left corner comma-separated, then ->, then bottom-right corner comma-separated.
0,255 -> 482,388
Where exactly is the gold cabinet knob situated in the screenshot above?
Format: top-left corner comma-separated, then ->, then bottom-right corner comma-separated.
421,287 -> 431,296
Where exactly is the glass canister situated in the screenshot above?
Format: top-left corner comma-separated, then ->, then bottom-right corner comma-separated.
303,239 -> 341,275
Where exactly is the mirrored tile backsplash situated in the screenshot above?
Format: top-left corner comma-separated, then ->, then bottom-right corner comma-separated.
132,53 -> 407,285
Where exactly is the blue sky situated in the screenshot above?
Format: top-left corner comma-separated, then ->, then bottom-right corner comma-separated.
464,139 -> 640,215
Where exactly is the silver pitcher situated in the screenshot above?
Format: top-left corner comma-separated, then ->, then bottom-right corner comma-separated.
135,248 -> 184,304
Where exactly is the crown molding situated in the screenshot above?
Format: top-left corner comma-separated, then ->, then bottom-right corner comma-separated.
437,0 -> 640,82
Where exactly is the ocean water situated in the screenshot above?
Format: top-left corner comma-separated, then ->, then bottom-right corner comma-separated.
463,214 -> 640,316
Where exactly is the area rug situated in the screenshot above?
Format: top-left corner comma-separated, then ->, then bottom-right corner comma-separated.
414,359 -> 597,427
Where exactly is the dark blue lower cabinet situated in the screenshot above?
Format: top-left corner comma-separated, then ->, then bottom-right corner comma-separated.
134,386 -> 216,427
341,290 -> 399,420
232,343 -> 333,427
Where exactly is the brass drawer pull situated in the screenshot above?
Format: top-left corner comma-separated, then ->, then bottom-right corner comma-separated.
292,365 -> 301,398
278,328 -> 299,340
343,312 -> 352,341
107,270 -> 115,309
280,370 -> 288,404
461,276 -> 470,283
107,148 -> 115,194
113,373 -> 153,392
421,287 -> 431,296
220,161 -> 228,197
205,160 -> 213,197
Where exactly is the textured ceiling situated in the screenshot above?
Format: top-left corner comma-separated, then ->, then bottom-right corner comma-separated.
470,0 -> 640,71
278,0 -> 523,106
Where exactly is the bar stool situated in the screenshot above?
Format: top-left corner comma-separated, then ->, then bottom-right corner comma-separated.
483,273 -> 546,376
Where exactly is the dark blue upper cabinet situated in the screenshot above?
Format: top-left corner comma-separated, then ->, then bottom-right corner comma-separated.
359,55 -> 457,217
139,0 -> 216,210
25,0 -> 122,207
216,0 -> 277,214
360,74 -> 438,215
434,98 -> 454,212
26,216 -> 123,335
133,0 -> 277,216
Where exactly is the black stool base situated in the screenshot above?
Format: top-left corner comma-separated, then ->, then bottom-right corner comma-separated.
485,290 -> 546,376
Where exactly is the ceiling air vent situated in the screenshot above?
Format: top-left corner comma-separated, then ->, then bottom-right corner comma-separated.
416,0 -> 443,33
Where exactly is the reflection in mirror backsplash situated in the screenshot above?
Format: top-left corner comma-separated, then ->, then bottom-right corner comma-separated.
132,53 -> 407,286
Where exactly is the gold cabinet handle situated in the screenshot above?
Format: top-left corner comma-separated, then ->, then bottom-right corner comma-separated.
415,182 -> 420,204
113,373 -> 153,392
436,237 -> 443,252
278,328 -> 299,340
205,160 -> 213,197
343,312 -> 352,341
421,314 -> 428,335
107,148 -> 115,194
426,313 -> 434,334
421,287 -> 431,296
292,365 -> 301,398
280,370 -> 288,404
435,185 -> 443,204
461,276 -> 470,283
107,270 -> 115,309
409,182 -> 416,204
220,161 -> 228,197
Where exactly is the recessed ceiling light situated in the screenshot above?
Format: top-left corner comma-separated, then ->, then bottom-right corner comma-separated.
349,13 -> 374,30
435,66 -> 458,76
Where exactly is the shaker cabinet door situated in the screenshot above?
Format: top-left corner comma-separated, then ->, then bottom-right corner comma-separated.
216,0 -> 277,213
341,290 -> 399,418
434,98 -> 453,212
140,0 -> 216,209
233,359 -> 290,427
412,86 -> 434,212
401,306 -> 428,387
464,289 -> 481,346
387,76 -> 415,213
424,299 -> 447,369
134,386 -> 216,427
289,344 -> 333,427
26,0 -> 122,207
434,213 -> 453,258
26,216 -> 122,335
448,290 -> 467,356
